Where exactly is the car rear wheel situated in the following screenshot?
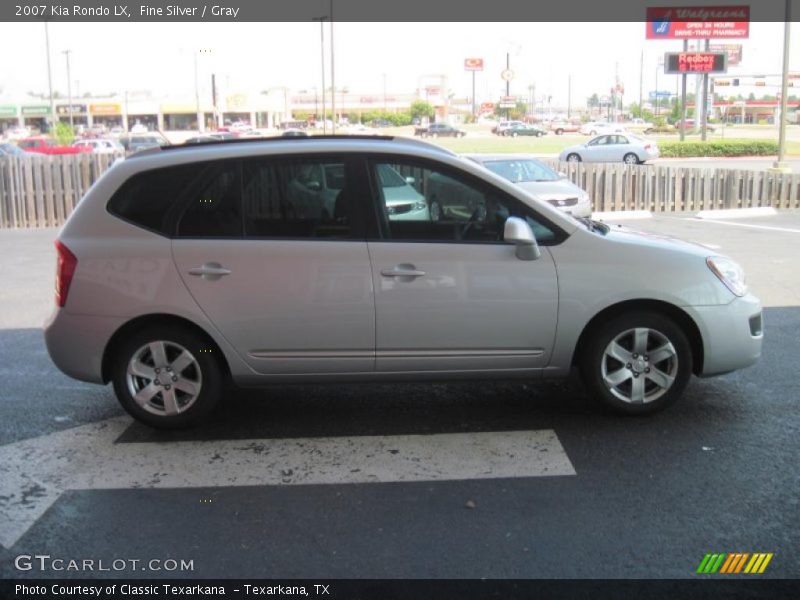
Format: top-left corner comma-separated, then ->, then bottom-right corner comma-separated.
511,131 -> 518,138
590,130 -> 597,136
555,129 -> 564,135
623,153 -> 640,165
431,133 -> 439,139
579,311 -> 692,415
111,325 -> 224,428
566,153 -> 581,163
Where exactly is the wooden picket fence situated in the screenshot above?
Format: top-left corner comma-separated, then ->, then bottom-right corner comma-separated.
543,160 -> 800,213
0,153 -> 123,229
1,154 -> 799,228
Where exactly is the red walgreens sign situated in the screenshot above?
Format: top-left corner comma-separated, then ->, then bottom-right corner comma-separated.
646,5 -> 750,39
464,58 -> 484,71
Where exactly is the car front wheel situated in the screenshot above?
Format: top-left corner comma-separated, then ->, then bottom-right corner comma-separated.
579,311 -> 692,415
111,325 -> 224,428
566,153 -> 581,163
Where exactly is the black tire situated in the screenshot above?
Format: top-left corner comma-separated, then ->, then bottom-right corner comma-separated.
555,129 -> 564,135
111,324 -> 225,429
566,153 -> 582,163
623,153 -> 640,165
431,132 -> 439,139
511,131 -> 518,138
579,310 -> 693,415
590,130 -> 597,136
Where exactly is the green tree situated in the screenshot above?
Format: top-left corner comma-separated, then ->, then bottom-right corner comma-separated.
409,100 -> 435,120
54,122 -> 74,145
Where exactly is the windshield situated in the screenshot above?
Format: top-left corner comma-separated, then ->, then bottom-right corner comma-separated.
376,163 -> 408,188
481,159 -> 559,183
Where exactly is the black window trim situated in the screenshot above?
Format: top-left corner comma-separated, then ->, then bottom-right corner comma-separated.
107,153 -> 372,242
363,153 -> 569,247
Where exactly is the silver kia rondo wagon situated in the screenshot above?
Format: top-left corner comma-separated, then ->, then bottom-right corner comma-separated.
45,136 -> 763,428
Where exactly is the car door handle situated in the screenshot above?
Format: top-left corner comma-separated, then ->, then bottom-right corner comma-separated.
188,262 -> 231,280
381,265 -> 426,278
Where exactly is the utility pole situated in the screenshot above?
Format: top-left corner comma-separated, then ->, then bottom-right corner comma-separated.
330,0 -> 336,133
62,50 -> 73,129
194,51 -> 201,132
313,16 -> 327,133
680,40 -> 687,141
44,22 -> 56,134
701,39 -> 710,142
772,0 -> 792,172
639,49 -> 643,116
505,52 -> 510,120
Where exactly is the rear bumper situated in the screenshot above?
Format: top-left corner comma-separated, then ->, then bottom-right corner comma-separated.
686,293 -> 763,377
44,308 -> 125,384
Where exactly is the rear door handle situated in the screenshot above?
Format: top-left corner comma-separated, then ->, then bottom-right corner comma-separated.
188,262 -> 231,281
380,264 -> 426,279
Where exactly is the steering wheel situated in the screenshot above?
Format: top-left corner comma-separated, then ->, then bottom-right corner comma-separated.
459,206 -> 486,240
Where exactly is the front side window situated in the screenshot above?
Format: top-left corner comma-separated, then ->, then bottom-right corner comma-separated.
370,159 -> 558,244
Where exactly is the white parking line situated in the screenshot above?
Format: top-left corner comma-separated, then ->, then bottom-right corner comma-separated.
0,418 -> 575,549
690,218 -> 800,234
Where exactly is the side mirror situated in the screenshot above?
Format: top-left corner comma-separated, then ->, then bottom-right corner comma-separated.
306,181 -> 322,192
504,216 -> 541,261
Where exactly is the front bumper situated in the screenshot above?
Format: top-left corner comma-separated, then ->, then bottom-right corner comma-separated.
686,293 -> 763,377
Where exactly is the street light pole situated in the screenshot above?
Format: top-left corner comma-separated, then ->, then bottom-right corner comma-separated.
62,50 -> 73,129
44,22 -> 56,134
774,1 -> 792,171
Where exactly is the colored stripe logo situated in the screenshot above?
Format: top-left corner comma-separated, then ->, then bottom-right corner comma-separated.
696,553 -> 773,574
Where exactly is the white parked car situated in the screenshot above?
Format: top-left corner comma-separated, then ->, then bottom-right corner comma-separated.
466,154 -> 592,218
559,134 -> 660,164
72,139 -> 125,154
44,136 -> 761,428
579,122 -> 627,136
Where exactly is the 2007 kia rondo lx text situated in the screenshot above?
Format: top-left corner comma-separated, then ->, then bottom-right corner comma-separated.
44,136 -> 763,428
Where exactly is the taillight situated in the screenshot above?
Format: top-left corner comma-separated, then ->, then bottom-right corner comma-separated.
644,144 -> 652,150
54,240 -> 77,308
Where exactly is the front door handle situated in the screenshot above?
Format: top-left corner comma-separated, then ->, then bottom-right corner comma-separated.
381,264 -> 426,279
188,262 -> 232,281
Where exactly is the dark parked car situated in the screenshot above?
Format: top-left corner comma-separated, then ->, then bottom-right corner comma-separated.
415,123 -> 466,138
502,123 -> 548,137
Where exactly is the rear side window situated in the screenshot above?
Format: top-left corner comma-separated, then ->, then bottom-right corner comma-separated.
240,158 -> 354,239
107,163 -> 204,235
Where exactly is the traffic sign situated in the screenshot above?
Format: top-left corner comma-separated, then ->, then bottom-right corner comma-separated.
501,69 -> 515,82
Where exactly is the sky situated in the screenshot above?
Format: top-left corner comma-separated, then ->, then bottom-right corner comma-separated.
0,21 -> 797,107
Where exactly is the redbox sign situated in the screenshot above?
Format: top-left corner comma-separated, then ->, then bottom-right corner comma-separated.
664,52 -> 728,74
646,5 -> 750,39
464,58 -> 484,71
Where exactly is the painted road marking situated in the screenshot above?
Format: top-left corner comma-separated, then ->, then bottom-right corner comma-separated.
691,218 -> 800,235
0,417 -> 575,549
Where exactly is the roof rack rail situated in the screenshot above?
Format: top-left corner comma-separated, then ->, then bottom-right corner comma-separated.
128,133 -> 456,158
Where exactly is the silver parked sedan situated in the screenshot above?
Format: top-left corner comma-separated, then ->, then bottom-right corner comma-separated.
45,136 -> 761,428
559,133 -> 660,164
466,154 -> 592,218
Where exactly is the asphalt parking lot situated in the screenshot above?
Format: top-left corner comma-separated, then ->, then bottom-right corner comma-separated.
0,212 -> 798,579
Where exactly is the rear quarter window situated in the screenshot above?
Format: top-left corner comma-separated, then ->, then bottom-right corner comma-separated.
107,163 -> 207,235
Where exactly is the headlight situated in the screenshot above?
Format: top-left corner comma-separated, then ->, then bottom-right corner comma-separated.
707,256 -> 747,297
414,202 -> 427,211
